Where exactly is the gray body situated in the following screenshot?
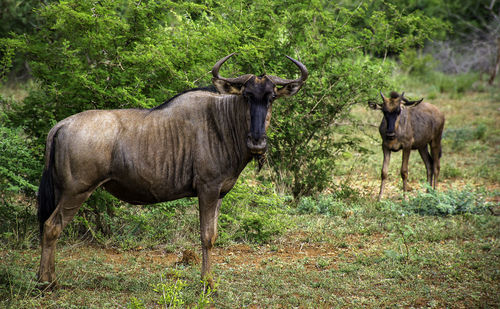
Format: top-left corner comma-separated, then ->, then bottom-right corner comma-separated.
37,54 -> 308,289
48,92 -> 250,205
371,92 -> 445,200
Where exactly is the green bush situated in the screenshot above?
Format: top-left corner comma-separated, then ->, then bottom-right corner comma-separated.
297,195 -> 345,216
219,170 -> 290,244
0,124 -> 40,194
295,186 -> 360,216
399,49 -> 437,76
0,122 -> 41,248
402,185 -> 491,216
2,0 -> 445,198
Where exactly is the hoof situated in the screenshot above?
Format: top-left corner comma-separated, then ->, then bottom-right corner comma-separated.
201,276 -> 217,294
403,185 -> 413,192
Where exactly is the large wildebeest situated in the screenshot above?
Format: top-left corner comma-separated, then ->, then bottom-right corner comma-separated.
369,91 -> 445,200
37,53 -> 308,288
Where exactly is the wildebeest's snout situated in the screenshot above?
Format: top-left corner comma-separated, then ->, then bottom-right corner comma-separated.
385,113 -> 398,140
247,133 -> 267,155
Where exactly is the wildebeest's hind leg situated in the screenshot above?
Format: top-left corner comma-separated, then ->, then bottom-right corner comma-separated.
418,145 -> 433,190
198,189 -> 222,290
430,139 -> 442,190
38,189 -> 94,289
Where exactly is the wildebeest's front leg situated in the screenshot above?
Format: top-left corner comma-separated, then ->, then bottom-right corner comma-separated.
401,148 -> 411,198
378,145 -> 391,201
198,189 -> 222,289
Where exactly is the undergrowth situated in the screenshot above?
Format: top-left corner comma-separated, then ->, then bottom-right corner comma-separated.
401,185 -> 493,216
128,269 -> 216,309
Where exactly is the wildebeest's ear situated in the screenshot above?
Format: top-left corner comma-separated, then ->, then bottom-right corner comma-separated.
275,82 -> 304,98
368,101 -> 382,110
212,79 -> 245,95
402,97 -> 424,107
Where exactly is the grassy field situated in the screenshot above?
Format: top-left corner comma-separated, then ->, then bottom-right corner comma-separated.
1,81 -> 499,308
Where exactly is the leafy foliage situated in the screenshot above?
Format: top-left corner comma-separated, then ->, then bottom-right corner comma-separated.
128,270 -> 216,309
153,271 -> 188,308
296,186 -> 360,216
0,120 -> 41,248
219,170 -> 289,244
402,185 -> 492,216
399,48 -> 437,76
2,0 -> 445,198
0,125 -> 40,194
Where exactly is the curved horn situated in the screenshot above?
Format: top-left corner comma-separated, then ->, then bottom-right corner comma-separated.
212,53 -> 253,84
267,56 -> 308,85
400,91 -> 405,98
380,91 -> 386,101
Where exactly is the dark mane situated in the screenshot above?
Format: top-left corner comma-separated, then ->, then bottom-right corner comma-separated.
151,85 -> 218,111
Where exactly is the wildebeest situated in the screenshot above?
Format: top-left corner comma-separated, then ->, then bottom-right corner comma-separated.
37,53 -> 308,288
369,91 -> 445,200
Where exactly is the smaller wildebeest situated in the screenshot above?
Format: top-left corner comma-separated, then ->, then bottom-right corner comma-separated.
369,91 -> 445,200
37,53 -> 308,289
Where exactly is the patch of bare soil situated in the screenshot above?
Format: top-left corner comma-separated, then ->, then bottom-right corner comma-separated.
51,231 -> 386,274
210,232 -> 387,271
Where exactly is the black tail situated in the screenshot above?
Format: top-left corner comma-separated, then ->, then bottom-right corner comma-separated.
37,140 -> 57,237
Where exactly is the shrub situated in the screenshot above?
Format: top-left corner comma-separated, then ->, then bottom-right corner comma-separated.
402,185 -> 491,216
218,170 -> 290,244
2,0 -> 445,199
399,48 -> 437,76
0,121 -> 41,248
296,192 -> 353,217
394,50 -> 482,97
0,124 -> 40,194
